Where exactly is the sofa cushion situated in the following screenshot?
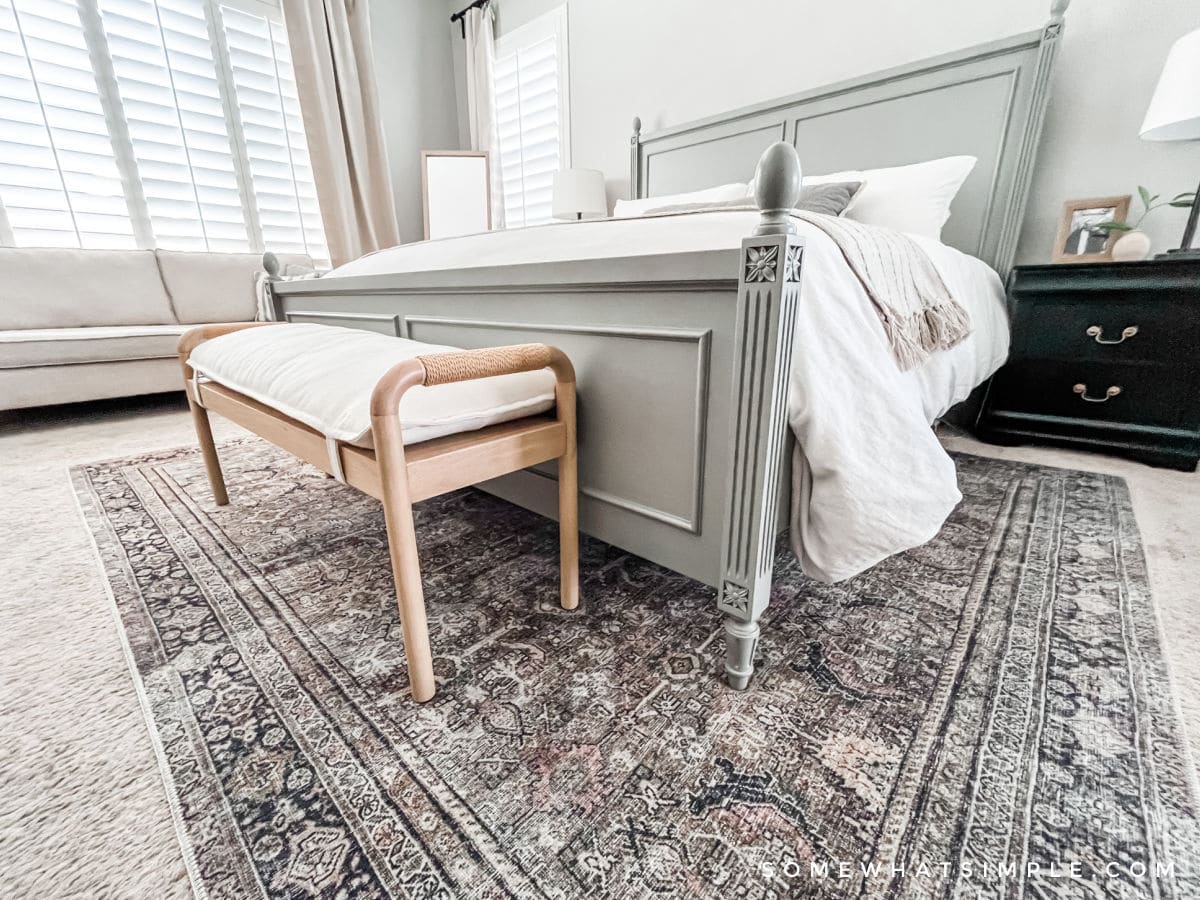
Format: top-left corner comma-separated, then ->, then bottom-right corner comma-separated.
0,324 -> 192,369
0,248 -> 175,330
156,250 -> 262,325
188,323 -> 557,447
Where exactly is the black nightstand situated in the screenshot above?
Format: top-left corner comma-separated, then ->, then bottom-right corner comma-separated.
976,259 -> 1200,471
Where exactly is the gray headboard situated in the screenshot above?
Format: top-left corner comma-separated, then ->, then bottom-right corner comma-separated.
629,0 -> 1070,274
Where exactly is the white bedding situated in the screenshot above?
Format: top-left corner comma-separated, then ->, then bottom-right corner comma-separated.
331,212 -> 1009,582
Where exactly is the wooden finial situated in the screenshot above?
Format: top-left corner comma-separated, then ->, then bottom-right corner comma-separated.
631,116 -> 641,138
262,250 -> 280,278
752,142 -> 802,235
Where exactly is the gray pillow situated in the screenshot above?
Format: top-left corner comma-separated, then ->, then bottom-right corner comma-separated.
642,181 -> 863,217
796,181 -> 863,216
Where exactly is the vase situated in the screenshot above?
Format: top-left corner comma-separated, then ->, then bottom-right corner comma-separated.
1112,230 -> 1152,262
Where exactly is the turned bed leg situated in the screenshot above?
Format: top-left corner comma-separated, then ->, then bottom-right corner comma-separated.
717,141 -> 804,691
372,413 -> 436,702
724,619 -> 761,691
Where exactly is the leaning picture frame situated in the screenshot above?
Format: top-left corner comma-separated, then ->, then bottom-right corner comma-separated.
1051,195 -> 1132,264
421,150 -> 493,241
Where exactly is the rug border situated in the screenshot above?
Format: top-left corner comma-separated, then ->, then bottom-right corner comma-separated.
69,462 -> 211,900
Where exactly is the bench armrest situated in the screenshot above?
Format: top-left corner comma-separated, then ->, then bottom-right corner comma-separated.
417,343 -> 573,386
371,343 -> 574,419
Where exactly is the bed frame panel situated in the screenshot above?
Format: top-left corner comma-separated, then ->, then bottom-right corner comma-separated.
265,2 -> 1069,690
275,251 -> 741,585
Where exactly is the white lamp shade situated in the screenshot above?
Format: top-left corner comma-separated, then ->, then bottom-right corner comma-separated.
552,168 -> 607,220
1141,28 -> 1200,142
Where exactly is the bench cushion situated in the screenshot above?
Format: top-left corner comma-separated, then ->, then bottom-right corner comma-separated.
0,324 -> 191,369
188,323 -> 557,447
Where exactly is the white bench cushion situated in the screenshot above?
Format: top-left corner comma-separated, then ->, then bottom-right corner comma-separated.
0,324 -> 191,369
188,323 -> 557,447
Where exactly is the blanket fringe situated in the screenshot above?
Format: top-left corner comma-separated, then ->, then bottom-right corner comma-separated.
882,301 -> 974,371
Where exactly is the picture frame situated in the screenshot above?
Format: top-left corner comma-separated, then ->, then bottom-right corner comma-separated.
421,150 -> 492,241
1051,195 -> 1132,264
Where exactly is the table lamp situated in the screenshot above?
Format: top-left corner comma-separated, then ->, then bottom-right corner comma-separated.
1141,27 -> 1200,259
552,168 -> 607,221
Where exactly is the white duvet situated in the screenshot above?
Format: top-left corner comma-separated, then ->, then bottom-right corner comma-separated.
331,212 -> 1009,582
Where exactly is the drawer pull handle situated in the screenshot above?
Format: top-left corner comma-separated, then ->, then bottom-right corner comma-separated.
1086,325 -> 1138,345
1073,383 -> 1122,403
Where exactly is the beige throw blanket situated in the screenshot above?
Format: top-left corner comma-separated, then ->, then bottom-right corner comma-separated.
790,211 -> 972,370
642,200 -> 973,370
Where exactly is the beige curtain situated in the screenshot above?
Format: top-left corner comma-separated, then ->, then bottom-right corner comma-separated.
464,3 -> 503,228
283,0 -> 400,266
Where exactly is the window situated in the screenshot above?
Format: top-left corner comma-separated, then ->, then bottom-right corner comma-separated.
0,0 -> 327,261
493,7 -> 569,229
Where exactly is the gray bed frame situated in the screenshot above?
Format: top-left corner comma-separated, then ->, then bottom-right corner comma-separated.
265,0 -> 1069,690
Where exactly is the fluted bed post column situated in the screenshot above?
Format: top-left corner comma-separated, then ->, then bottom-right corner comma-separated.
628,116 -> 642,201
718,141 -> 804,690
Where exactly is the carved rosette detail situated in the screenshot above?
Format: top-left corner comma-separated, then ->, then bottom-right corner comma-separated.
784,246 -> 803,283
744,246 -> 778,283
720,582 -> 750,615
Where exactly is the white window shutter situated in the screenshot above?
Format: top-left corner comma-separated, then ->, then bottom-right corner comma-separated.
99,0 -> 247,251
220,3 -> 326,262
0,0 -> 326,260
494,17 -> 566,229
0,0 -> 135,248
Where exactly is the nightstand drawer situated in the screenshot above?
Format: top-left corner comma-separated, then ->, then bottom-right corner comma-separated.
987,359 -> 1189,429
1010,295 -> 1199,364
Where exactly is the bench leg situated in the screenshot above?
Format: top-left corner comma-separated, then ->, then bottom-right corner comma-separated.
190,399 -> 229,506
373,416 -> 436,703
556,382 -> 579,611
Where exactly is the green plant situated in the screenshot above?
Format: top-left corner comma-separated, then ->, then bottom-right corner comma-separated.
1093,186 -> 1196,235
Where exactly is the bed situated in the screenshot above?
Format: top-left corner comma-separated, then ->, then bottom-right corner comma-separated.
262,1 -> 1070,690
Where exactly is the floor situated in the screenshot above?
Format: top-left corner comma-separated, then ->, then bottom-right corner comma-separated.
1,393 -> 1197,897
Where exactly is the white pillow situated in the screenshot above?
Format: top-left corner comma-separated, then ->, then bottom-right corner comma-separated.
613,183 -> 748,219
805,156 -> 976,239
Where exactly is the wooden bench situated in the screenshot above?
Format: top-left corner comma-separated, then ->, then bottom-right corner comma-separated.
178,322 -> 578,702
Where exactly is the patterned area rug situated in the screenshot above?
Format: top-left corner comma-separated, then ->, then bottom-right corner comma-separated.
73,440 -> 1199,899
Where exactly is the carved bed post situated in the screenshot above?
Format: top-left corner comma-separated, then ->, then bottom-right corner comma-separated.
719,141 -> 804,690
629,116 -> 642,201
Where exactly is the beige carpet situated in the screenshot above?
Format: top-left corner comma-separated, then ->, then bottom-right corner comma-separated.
1,394 -> 1197,897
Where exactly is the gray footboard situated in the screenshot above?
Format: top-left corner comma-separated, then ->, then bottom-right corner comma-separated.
268,143 -> 806,689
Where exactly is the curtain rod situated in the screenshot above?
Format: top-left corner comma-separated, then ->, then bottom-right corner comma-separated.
449,0 -> 490,38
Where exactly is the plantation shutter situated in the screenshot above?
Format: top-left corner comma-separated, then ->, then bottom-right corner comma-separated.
220,3 -> 323,258
100,0 -> 248,251
494,20 -> 565,229
0,0 -> 327,261
0,0 -> 135,247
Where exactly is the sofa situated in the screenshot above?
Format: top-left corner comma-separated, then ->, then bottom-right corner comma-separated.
0,248 -> 309,411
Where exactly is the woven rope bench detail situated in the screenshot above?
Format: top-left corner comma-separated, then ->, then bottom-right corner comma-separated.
178,322 -> 578,702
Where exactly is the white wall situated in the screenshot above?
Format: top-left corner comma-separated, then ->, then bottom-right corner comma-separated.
449,0 -> 1198,263
369,0 -> 461,243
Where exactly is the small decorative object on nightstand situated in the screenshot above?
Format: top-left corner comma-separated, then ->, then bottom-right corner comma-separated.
976,259 -> 1200,471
